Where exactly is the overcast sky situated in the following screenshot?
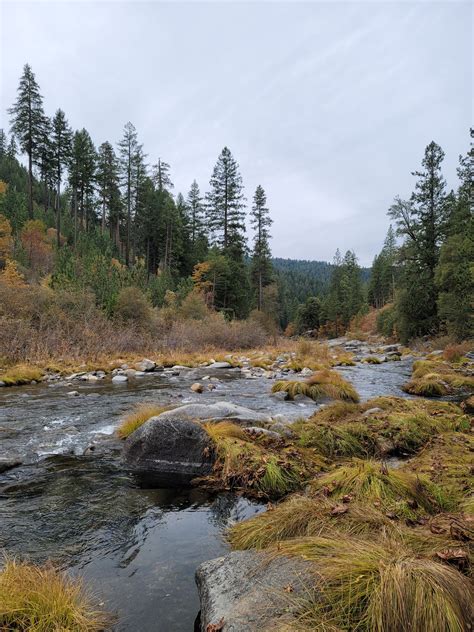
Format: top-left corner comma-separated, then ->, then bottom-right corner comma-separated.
1,1 -> 472,265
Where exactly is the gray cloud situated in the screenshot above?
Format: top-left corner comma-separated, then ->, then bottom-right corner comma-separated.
1,1 -> 471,265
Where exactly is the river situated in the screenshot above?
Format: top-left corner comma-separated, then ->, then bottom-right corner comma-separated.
0,359 -> 413,631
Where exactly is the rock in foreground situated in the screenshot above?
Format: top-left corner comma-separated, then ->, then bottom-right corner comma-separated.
196,550 -> 313,631
123,417 -> 214,486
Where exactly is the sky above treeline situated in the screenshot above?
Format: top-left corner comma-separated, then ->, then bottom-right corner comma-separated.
1,1 -> 471,265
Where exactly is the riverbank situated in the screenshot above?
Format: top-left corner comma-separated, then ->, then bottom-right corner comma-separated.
0,338 -> 472,631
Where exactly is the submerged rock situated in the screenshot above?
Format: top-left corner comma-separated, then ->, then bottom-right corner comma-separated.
191,383 -> 204,393
122,416 -> 214,486
196,550 -> 313,631
0,458 -> 23,474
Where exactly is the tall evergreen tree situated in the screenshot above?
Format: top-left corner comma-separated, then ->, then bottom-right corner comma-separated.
36,116 -> 55,214
0,130 -> 6,158
97,141 -> 122,243
187,180 -> 205,245
8,64 -> 45,218
118,122 -> 141,265
51,109 -> 73,246
435,141 -> 474,339
69,129 -> 96,242
206,147 -> 246,253
389,141 -> 447,339
250,185 -> 273,310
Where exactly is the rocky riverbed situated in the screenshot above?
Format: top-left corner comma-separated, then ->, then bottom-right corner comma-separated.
0,341 -> 416,631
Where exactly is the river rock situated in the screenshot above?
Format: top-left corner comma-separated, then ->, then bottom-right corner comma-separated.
196,551 -> 314,631
191,383 -> 204,393
123,416 -> 214,486
363,407 -> 383,417
135,358 -> 156,372
243,427 -> 282,441
0,458 -> 23,473
67,390 -> 80,397
270,391 -> 288,401
112,375 -> 128,383
207,361 -> 232,369
152,402 -> 272,427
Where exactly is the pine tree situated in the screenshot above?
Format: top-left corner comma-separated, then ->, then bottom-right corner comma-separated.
8,64 -> 45,218
36,116 -> 55,214
69,129 -> 96,242
435,142 -> 474,339
250,185 -> 273,310
187,180 -> 205,245
389,141 -> 448,339
97,141 -> 122,243
206,147 -> 246,253
118,122 -> 141,265
0,130 -> 6,158
51,109 -> 73,247
7,136 -> 17,160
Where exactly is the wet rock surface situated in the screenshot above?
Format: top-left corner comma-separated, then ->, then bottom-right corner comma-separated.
196,550 -> 314,631
123,416 -> 214,485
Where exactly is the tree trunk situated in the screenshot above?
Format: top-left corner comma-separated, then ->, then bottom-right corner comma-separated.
28,151 -> 33,218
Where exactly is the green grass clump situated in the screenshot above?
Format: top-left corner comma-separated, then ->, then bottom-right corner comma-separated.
402,432 -> 474,501
405,359 -> 474,397
0,557 -> 110,631
272,369 -> 359,403
404,373 -> 449,397
117,402 -> 172,438
228,495 -> 397,550
275,535 -> 474,632
0,364 -> 44,386
363,356 -> 383,364
310,459 -> 456,519
202,421 -> 323,498
295,398 -> 469,459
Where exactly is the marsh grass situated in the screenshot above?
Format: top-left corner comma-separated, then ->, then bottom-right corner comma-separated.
295,398 -> 469,458
202,421 -> 323,498
0,364 -> 44,385
0,557 -> 110,631
402,432 -> 474,500
310,459 -> 455,519
276,535 -> 474,632
404,359 -> 474,397
117,402 -> 173,438
273,370 -> 359,403
362,356 -> 383,364
228,495 -> 397,550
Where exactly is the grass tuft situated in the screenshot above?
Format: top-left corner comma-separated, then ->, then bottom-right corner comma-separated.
201,421 -> 323,498
362,356 -> 383,364
273,369 -> 359,403
0,557 -> 110,631
0,364 -> 44,386
117,402 -> 172,439
310,459 -> 456,519
276,535 -> 474,632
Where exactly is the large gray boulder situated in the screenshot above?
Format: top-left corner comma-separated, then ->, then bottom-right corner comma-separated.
123,417 -> 214,486
196,550 -> 314,631
153,401 -> 272,427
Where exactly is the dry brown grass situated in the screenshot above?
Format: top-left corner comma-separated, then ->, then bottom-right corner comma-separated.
0,364 -> 44,385
117,402 -> 173,439
0,557 -> 111,631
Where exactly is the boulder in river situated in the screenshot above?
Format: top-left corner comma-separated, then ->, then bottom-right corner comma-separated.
207,361 -> 232,369
135,358 -> 156,372
196,550 -> 314,631
152,401 -> 272,427
123,416 -> 214,486
112,375 -> 128,383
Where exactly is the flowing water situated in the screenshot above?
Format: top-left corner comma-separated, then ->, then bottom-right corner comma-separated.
0,359 -> 413,631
